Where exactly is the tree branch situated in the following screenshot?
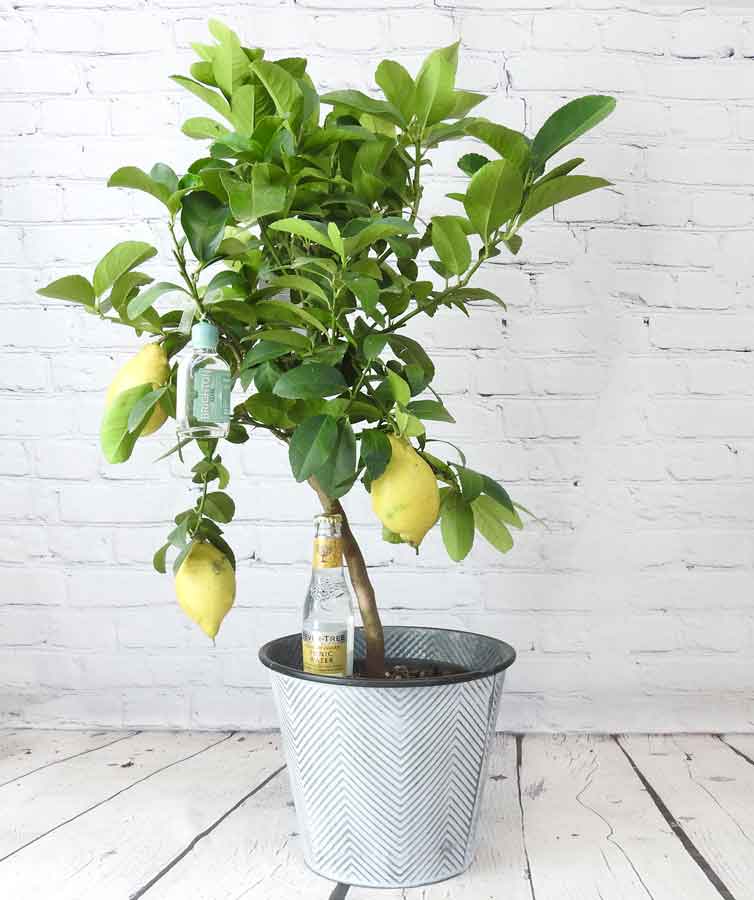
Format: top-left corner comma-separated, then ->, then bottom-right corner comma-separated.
308,476 -> 385,677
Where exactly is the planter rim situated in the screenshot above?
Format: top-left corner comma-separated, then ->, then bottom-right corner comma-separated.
258,624 -> 516,688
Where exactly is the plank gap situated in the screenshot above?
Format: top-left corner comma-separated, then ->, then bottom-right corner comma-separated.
0,731 -> 139,790
614,736 -> 737,900
129,762 -> 287,900
0,731 -> 234,865
515,735 -> 538,900
719,735 -> 754,768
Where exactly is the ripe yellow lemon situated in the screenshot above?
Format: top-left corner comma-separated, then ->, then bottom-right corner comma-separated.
175,541 -> 236,640
105,343 -> 169,436
371,435 -> 440,547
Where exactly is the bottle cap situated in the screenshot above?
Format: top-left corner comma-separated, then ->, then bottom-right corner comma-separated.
191,320 -> 219,351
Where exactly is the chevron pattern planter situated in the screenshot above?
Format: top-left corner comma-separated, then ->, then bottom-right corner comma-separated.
260,626 -> 516,888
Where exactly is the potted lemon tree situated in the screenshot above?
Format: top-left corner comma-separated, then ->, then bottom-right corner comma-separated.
39,21 -> 614,889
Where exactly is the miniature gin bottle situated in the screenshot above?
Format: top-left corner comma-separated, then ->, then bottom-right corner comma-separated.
176,321 -> 231,440
302,513 -> 355,677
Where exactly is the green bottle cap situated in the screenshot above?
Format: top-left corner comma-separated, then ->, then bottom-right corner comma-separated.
192,321 -> 218,351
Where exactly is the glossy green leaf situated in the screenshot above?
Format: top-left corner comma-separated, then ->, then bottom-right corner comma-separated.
441,491 -> 474,562
269,217 -> 334,251
360,428 -> 392,480
466,119 -> 530,173
254,300 -> 327,333
315,419 -> 357,499
386,335 -> 434,391
126,281 -> 185,319
289,414 -> 339,482
414,42 -> 459,129
220,164 -> 287,222
449,90 -> 485,118
182,117 -> 228,140
242,341 -> 290,368
320,89 -> 404,127
455,465 -> 484,502
150,163 -> 179,195
203,491 -> 235,523
344,217 -> 415,257
93,242 -> 157,299
127,386 -> 168,433
535,157 -> 584,185
375,60 -> 414,125
405,399 -> 455,423
100,383 -> 152,464
153,542 -> 169,574
386,369 -> 410,406
273,363 -> 347,400
171,75 -> 233,122
244,392 -> 297,429
181,191 -> 229,262
431,215 -> 471,276
37,275 -> 95,307
457,153 -> 489,176
532,95 -> 616,168
363,333 -> 387,360
472,494 -> 514,553
269,274 -> 329,306
108,166 -> 171,205
518,174 -> 611,226
251,59 -> 303,119
464,159 -> 523,241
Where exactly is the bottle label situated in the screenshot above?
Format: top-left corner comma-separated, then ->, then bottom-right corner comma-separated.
302,628 -> 347,675
192,370 -> 231,424
312,537 -> 342,569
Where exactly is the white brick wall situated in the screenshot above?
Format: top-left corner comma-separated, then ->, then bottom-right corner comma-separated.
2,0 -> 754,734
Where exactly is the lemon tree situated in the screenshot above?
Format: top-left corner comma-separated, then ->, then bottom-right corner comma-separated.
39,21 -> 615,671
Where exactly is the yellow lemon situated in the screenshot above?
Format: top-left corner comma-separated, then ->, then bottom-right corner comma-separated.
175,541 -> 236,640
105,343 -> 169,436
371,435 -> 440,547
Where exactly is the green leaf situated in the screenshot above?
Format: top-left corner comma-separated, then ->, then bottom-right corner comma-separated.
360,428 -> 392,480
100,383 -> 152,464
532,95 -> 616,169
208,20 -> 248,97
172,541 -> 193,576
457,153 -> 489,176
535,157 -> 584,185
344,217 -> 415,257
406,399 -> 455,423
289,414 -> 339,482
348,276 -> 381,322
449,90 -> 485,118
431,215 -> 471,276
363,333 -> 387,360
386,335 -> 434,392
252,328 -> 310,351
269,217 -> 334,251
375,60 -> 414,124
472,494 -> 514,553
181,191 -> 229,262
150,163 -> 179,194
171,75 -> 233,122
442,286 -> 506,309
315,420 -> 357,499
127,386 -> 167,433
203,491 -> 235,523
466,119 -> 531,173
126,281 -> 185,319
244,392 -> 297,429
386,369 -> 410,406
320,89 -> 404,127
242,341 -> 290,368
415,42 -> 459,129
464,159 -> 523,241
182,117 -> 228,140
481,475 -> 518,519
518,174 -> 611,227
455,465 -> 484,502
441,491 -> 474,562
273,363 -> 347,400
92,242 -> 157,299
251,59 -> 303,119
269,274 -> 329,306
220,164 -> 287,223
37,275 -> 95,307
108,166 -> 172,205
254,300 -> 327,333
153,542 -> 169,574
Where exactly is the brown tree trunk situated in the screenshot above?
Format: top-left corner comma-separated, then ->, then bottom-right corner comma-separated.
308,476 -> 385,677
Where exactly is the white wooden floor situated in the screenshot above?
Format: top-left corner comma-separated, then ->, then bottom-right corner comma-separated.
1,732 -> 752,899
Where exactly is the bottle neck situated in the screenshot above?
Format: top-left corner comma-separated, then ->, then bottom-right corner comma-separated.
312,534 -> 344,573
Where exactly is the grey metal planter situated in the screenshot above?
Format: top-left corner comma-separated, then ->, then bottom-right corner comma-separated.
259,625 -> 516,889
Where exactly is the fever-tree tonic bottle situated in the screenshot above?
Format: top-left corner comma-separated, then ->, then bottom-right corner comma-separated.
302,513 -> 355,677
176,321 -> 231,440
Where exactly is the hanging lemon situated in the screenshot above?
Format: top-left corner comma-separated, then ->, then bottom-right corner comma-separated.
105,343 -> 169,436
175,541 -> 236,640
371,435 -> 440,547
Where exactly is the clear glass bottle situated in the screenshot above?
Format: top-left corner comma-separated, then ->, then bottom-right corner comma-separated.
176,320 -> 231,440
302,513 -> 355,677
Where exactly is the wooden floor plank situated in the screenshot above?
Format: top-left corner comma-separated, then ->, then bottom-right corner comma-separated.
620,734 -> 754,900
0,731 -> 218,859
521,735 -> 720,900
0,733 -> 281,900
722,733 -> 754,765
144,765 -> 336,900
0,729 -> 134,786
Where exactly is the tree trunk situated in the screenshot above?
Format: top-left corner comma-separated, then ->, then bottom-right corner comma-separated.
308,476 -> 385,677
